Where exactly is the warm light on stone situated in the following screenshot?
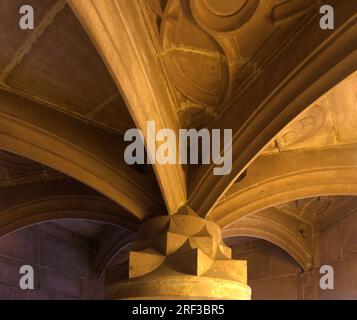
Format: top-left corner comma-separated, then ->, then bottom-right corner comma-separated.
0,0 -> 355,300
105,206 -> 251,300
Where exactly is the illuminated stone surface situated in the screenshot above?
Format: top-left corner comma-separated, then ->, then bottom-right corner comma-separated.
106,206 -> 250,300
0,0 -> 356,300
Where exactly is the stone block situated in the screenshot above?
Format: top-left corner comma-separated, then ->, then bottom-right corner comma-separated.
0,282 -> 13,300
0,256 -> 39,287
38,223 -> 91,249
0,230 -> 38,263
250,275 -> 299,300
267,247 -> 302,276
319,253 -> 357,300
39,268 -> 81,298
80,279 -> 105,300
340,214 -> 357,256
240,251 -> 270,281
320,223 -> 341,264
12,288 -> 51,300
40,234 -> 90,277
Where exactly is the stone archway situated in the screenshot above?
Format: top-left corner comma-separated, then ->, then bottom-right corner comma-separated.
0,0 -> 356,300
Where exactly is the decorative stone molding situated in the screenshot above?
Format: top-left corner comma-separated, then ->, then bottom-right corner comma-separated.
0,150 -> 64,188
0,195 -> 136,238
262,71 -> 357,154
211,144 -> 357,227
223,208 -> 314,271
144,0 -> 320,127
94,227 -> 136,278
189,0 -> 260,33
105,205 -> 250,299
0,178 -> 140,238
0,0 -> 355,300
160,0 -> 230,109
0,89 -> 162,220
189,0 -> 357,217
69,0 -> 187,215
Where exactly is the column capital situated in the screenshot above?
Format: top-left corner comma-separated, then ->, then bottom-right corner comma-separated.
106,206 -> 251,299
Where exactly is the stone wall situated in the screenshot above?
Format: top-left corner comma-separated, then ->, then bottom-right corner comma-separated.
1,211 -> 357,300
0,223 -> 104,300
318,211 -> 357,299
232,210 -> 357,300
232,239 -> 303,300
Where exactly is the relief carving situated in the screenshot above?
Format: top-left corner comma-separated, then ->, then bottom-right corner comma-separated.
275,104 -> 328,149
162,1 -> 229,107
189,0 -> 260,33
276,196 -> 335,222
144,0 -> 319,127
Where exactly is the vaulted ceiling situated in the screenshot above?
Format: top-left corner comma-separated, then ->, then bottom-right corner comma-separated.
217,72 -> 357,270
0,0 -> 134,134
69,0 -> 356,217
0,0 -> 356,275
144,0 -> 322,128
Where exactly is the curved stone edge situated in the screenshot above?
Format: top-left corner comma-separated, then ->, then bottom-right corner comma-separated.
106,275 -> 251,300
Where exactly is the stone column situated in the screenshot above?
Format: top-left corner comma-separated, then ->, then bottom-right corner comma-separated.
105,206 -> 251,300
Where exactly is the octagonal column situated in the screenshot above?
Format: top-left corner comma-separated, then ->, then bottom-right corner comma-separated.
105,206 -> 251,300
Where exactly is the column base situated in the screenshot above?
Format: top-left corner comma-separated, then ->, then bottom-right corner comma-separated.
106,275 -> 251,300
